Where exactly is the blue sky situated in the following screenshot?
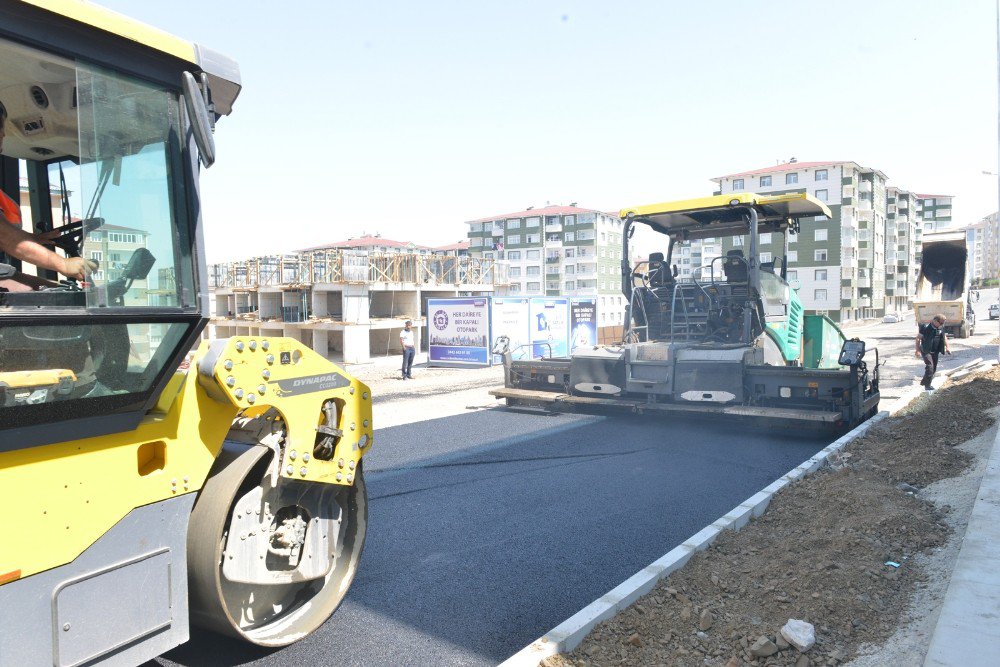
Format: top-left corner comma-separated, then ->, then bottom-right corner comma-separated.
98,0 -> 999,262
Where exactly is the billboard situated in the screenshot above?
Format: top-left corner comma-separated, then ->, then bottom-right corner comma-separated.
427,297 -> 491,366
529,297 -> 569,358
570,298 -> 598,352
491,297 -> 531,362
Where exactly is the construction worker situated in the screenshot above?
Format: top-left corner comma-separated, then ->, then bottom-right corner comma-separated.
915,313 -> 951,392
0,102 -> 96,280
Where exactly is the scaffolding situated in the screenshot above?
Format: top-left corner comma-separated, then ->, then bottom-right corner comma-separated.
209,250 -> 508,289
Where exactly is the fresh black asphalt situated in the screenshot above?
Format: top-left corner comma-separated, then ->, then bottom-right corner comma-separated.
157,407 -> 829,667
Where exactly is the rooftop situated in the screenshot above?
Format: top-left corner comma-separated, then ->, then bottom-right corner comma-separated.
298,235 -> 431,253
712,161 -> 854,181
466,204 -> 604,224
433,240 -> 470,251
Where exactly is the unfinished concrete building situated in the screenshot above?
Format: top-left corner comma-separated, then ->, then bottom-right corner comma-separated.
208,250 -> 507,364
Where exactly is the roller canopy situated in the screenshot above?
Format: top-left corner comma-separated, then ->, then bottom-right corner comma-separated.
619,193 -> 832,240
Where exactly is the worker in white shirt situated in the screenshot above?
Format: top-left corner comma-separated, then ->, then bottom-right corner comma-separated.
400,320 -> 415,379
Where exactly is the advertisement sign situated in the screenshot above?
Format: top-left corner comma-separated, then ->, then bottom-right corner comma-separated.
490,298 -> 531,362
570,298 -> 598,352
529,297 -> 569,358
427,298 -> 491,366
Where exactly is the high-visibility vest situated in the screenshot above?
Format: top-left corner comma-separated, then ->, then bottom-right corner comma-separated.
0,190 -> 21,227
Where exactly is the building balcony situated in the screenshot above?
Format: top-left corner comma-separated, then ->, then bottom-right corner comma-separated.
545,267 -> 561,276
858,180 -> 872,194
544,223 -> 563,233
545,237 -> 563,247
545,255 -> 561,264
858,277 -> 871,288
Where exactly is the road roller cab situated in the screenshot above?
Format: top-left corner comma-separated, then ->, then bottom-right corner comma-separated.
0,2 -> 371,663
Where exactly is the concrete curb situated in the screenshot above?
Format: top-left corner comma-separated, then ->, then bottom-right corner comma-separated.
500,384 -> 926,667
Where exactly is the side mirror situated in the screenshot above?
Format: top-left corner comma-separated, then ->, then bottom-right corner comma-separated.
182,72 -> 216,168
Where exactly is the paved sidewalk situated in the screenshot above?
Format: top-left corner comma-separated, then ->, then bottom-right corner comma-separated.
924,416 -> 1000,666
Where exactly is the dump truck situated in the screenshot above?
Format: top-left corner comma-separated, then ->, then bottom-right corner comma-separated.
0,2 -> 370,664
492,193 -> 880,432
913,230 -> 975,338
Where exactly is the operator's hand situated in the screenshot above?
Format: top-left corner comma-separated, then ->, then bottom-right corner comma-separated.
914,350 -> 921,358
60,256 -> 98,281
36,229 -> 61,246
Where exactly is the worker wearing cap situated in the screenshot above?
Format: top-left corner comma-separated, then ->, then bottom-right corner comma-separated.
0,102 -> 96,280
399,320 -> 415,379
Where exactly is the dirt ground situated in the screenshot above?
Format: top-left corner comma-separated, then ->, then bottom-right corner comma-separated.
544,367 -> 1000,667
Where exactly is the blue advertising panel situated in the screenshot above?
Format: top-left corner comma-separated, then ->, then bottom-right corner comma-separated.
529,297 -> 569,358
427,298 -> 491,366
490,297 -> 531,363
570,298 -> 598,352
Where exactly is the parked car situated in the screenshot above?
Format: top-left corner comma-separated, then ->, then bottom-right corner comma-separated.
882,312 -> 903,323
989,303 -> 999,320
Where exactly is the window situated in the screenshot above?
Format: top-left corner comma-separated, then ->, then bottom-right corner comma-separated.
564,215 -> 575,225
814,289 -> 828,301
525,217 -> 540,227
815,189 -> 828,201
526,234 -> 540,244
733,178 -> 744,190
759,233 -> 772,244
786,173 -> 798,184
89,250 -> 103,262
859,191 -> 871,201
565,281 -> 575,291
507,234 -> 521,245
760,175 -> 772,187
564,248 -> 575,258
787,250 -> 797,262
787,270 -> 798,281
526,282 -> 541,292
815,269 -> 828,281
815,229 -> 828,241
815,169 -> 828,181
815,249 -> 828,261
760,252 -> 772,263
509,267 -> 521,277
564,264 -> 575,275
508,284 -> 521,294
526,266 -> 540,276
733,236 -> 744,246
507,250 -> 521,260
507,219 -> 521,229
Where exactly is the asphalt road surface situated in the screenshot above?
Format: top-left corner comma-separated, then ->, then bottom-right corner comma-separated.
156,408 -> 829,667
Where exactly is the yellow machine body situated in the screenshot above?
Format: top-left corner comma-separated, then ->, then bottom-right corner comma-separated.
0,337 -> 372,583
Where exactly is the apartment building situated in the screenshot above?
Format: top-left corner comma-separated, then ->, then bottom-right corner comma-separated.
711,160 -> 889,322
465,204 -> 629,327
918,194 -> 954,232
885,187 -> 924,312
964,213 -> 1000,285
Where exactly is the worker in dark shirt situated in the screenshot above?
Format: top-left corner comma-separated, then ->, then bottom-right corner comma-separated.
915,314 -> 951,391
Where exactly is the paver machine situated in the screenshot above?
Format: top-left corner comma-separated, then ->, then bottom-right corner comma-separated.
492,193 -> 880,431
0,2 -> 371,664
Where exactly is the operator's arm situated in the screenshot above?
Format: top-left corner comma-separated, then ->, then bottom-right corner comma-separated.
914,329 -> 923,358
0,222 -> 95,280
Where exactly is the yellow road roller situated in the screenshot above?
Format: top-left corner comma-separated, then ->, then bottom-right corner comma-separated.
0,2 -> 371,664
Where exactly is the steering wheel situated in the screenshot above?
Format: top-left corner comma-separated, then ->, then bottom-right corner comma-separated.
46,217 -> 104,257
